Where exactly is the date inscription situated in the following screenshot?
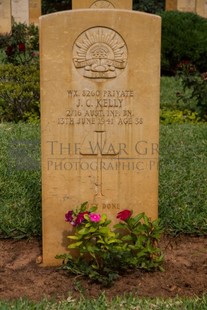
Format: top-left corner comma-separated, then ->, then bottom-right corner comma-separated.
58,88 -> 143,126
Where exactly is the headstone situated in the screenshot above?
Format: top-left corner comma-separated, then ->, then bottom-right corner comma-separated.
12,0 -> 29,24
0,0 -> 12,34
11,0 -> 41,26
166,0 -> 207,17
177,0 -> 196,12
196,0 -> 207,18
72,0 -> 132,10
40,9 -> 161,265
29,0 -> 42,25
165,0 -> 177,11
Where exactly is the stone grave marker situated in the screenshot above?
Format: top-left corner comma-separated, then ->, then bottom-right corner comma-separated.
166,0 -> 195,12
177,0 -> 196,12
196,0 -> 207,18
12,0 -> 29,24
29,0 -> 42,25
165,0 -> 177,11
40,9 -> 161,265
0,0 -> 12,34
166,0 -> 207,17
12,0 -> 41,26
72,0 -> 132,9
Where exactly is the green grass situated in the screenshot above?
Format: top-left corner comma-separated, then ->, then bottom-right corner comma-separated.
0,123 -> 207,238
1,294 -> 207,309
159,124 -> 207,234
160,76 -> 182,109
160,76 -> 196,110
0,123 -> 41,238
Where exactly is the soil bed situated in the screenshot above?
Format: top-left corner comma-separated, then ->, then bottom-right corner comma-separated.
0,235 -> 207,301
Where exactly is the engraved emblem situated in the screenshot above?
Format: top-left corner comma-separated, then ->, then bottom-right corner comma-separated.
73,27 -> 127,81
90,0 -> 114,8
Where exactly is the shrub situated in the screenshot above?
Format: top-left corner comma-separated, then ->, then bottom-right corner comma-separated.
160,11 -> 207,75
2,23 -> 39,66
42,0 -> 71,14
176,62 -> 207,119
133,0 -> 164,13
56,202 -> 163,286
0,64 -> 40,122
160,109 -> 202,125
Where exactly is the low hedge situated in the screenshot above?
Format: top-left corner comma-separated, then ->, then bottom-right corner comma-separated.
0,64 -> 40,122
160,11 -> 207,75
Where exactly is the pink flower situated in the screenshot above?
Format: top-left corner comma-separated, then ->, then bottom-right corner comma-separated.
89,213 -> 101,222
117,210 -> 132,221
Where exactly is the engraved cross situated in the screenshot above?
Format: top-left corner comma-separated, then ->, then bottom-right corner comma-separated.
80,130 -> 119,197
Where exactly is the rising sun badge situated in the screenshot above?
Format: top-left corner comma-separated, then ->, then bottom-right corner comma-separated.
73,27 -> 128,81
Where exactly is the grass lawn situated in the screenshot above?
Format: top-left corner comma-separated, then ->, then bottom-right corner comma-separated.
1,294 -> 207,309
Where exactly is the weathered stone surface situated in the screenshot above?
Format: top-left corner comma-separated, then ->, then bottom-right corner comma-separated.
12,0 -> 29,24
0,0 -> 12,34
29,0 -> 41,25
165,0 -> 177,11
72,0 -> 132,10
40,9 -> 161,265
166,0 -> 207,17
196,0 -> 207,18
177,0 -> 195,12
12,0 -> 41,25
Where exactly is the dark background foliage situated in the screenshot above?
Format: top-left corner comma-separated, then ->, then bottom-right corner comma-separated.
160,11 -> 207,75
42,0 -> 165,14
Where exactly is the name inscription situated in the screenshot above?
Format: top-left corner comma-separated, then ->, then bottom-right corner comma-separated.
58,88 -> 143,126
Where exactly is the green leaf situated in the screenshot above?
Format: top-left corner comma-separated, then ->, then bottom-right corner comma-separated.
77,228 -> 89,235
98,226 -> 109,234
67,235 -> 79,240
80,201 -> 88,212
84,214 -> 90,221
122,235 -> 133,241
114,223 -> 127,229
108,238 -> 120,244
133,212 -> 145,224
143,214 -> 150,226
85,223 -> 91,228
86,244 -> 98,252
89,205 -> 97,213
89,226 -> 97,233
105,220 -> 112,226
68,241 -> 83,248
100,214 -> 107,223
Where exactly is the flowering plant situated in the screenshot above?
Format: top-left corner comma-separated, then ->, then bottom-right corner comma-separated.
176,60 -> 207,119
3,23 -> 39,66
57,202 -> 163,286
